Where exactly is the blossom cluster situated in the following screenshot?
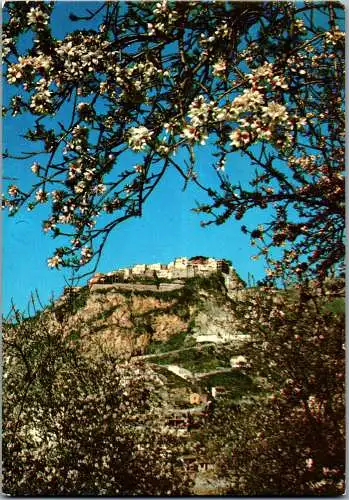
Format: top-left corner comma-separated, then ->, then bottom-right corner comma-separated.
2,1 -> 344,276
128,126 -> 154,151
176,61 -> 297,152
207,281 -> 345,495
3,306 -> 191,495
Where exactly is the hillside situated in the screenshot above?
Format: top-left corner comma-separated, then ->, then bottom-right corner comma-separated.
54,272 -> 242,354
51,272 -> 257,406
49,269 -> 261,493
51,272 -> 262,414
49,269 -> 345,417
4,265 -> 345,496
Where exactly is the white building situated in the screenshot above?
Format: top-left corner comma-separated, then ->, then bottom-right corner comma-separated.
148,263 -> 162,271
96,256 -> 235,286
230,355 -> 249,369
173,257 -> 189,269
211,386 -> 226,399
132,264 -> 146,274
119,268 -> 131,279
158,269 -> 172,279
207,257 -> 218,268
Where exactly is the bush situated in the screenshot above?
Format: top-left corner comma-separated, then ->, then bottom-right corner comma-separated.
203,283 -> 345,495
3,307 -> 192,496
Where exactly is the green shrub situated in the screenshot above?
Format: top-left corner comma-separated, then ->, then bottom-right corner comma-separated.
146,331 -> 195,354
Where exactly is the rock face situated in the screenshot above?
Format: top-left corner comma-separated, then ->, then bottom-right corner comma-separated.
192,300 -> 240,344
59,290 -> 185,358
55,272 -> 246,360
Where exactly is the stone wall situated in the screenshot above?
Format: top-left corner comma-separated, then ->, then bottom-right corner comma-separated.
90,282 -> 184,293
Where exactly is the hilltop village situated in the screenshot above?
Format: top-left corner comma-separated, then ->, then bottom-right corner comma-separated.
88,256 -> 242,290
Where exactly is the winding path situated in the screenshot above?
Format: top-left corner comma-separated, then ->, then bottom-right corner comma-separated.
131,343 -> 215,361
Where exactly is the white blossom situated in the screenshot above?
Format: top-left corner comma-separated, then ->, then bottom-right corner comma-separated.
47,255 -> 62,268
212,58 -> 227,76
31,162 -> 40,175
8,185 -> 19,197
262,102 -> 288,122
35,189 -> 48,203
127,126 -> 153,151
27,7 -> 49,26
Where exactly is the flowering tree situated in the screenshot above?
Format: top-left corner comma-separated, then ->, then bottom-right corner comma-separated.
3,306 -> 191,495
2,1 -> 345,280
203,280 -> 345,495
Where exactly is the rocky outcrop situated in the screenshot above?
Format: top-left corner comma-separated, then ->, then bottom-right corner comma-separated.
59,289 -> 189,358
191,298 -> 240,343
55,271 -> 246,360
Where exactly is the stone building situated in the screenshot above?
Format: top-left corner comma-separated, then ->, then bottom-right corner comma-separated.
147,263 -> 162,271
132,264 -> 146,275
88,256 -> 240,288
189,392 -> 208,405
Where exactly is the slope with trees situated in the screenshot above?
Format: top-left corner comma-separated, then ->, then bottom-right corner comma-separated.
3,307 -> 192,495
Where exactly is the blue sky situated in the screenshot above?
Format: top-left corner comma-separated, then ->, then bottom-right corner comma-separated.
3,1 -> 319,315
3,141 -> 266,314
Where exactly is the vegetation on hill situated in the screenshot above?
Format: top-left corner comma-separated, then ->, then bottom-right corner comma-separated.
145,331 -> 196,354
3,307 -> 192,496
3,273 -> 345,495
198,371 -> 260,400
151,344 -> 231,372
202,280 -> 345,495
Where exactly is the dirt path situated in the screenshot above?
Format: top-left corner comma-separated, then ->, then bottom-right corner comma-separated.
132,343 -> 215,361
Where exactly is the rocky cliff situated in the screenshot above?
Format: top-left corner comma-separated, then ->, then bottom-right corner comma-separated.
47,270 -> 261,420
55,274 -> 238,357
53,273 -> 244,361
